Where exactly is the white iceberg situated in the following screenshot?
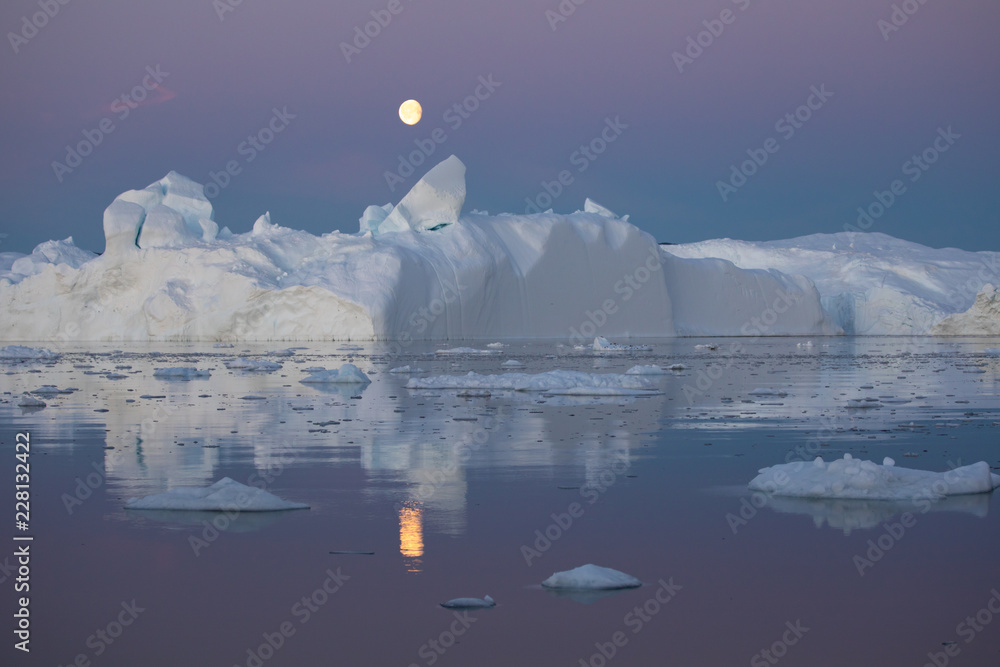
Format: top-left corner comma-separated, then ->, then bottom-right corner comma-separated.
300,363 -> 370,384
541,564 -> 641,590
932,284 -> 1000,336
440,595 -> 495,609
389,365 -> 425,374
748,454 -> 1000,501
406,370 -> 658,395
125,477 -> 309,511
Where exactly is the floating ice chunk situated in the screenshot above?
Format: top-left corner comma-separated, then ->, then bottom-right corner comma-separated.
267,348 -> 296,357
502,359 -> 523,368
797,340 -> 814,348
667,363 -> 686,371
486,342 -> 506,348
407,370 -> 657,395
748,454 -> 1000,501
435,347 -> 499,355
224,358 -> 282,371
694,343 -> 717,350
625,365 -> 667,375
213,343 -> 235,348
984,348 -> 1000,355
31,385 -> 75,395
847,398 -> 881,409
389,365 -> 425,374
153,367 -> 211,379
0,345 -> 59,360
125,477 -> 309,511
593,336 -> 652,352
541,564 -> 641,590
440,595 -> 495,609
300,363 -> 370,384
750,388 -> 788,397
17,394 -> 46,408
379,155 -> 466,235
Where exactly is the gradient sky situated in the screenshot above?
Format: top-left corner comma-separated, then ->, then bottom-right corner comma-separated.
1,0 -> 998,255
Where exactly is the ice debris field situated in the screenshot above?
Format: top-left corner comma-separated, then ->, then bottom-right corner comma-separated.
2,156 -> 998,341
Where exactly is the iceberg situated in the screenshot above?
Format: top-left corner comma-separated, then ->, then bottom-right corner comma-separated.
224,358 -> 282,371
932,284 -> 1000,336
541,564 -> 641,590
125,477 -> 309,511
153,367 -> 211,379
749,454 -> 1000,501
625,364 -> 668,375
665,233 -> 1000,335
440,595 -> 495,609
7,155 -> 988,341
593,336 -> 652,352
300,363 -> 370,384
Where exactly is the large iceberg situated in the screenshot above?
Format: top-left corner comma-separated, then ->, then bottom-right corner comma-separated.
665,233 -> 1000,335
3,155 -> 988,341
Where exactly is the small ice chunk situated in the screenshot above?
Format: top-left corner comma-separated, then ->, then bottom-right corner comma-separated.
440,595 -> 495,609
486,342 -> 506,348
153,367 -> 211,379
750,388 -> 788,397
31,385 -> 75,395
435,347 -> 499,355
389,365 -> 425,374
847,398 -> 881,409
300,363 -> 371,384
125,477 -> 308,511
17,394 -> 46,408
626,365 -> 667,375
0,345 -> 59,360
593,336 -> 652,352
694,344 -> 717,350
502,359 -> 523,368
541,564 -> 641,590
224,358 -> 282,371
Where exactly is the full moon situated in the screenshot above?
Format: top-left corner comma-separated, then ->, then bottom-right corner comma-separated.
398,99 -> 422,125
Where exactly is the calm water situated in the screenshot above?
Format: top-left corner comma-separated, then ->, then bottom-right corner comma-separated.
2,337 -> 999,666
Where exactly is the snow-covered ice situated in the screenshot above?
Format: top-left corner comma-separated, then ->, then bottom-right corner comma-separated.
125,477 -> 309,511
389,365 -> 425,374
17,394 -> 46,407
300,363 -> 370,384
748,454 -> 1000,501
541,564 -> 641,590
406,370 -> 658,395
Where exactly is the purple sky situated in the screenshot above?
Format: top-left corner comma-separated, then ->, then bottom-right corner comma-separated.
1,0 -> 998,254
